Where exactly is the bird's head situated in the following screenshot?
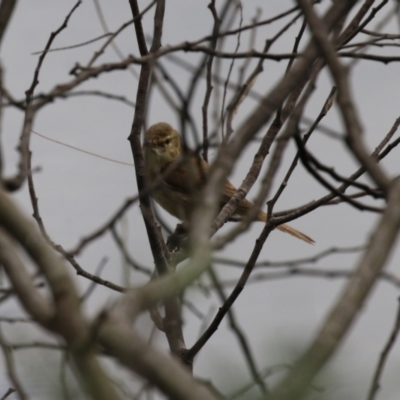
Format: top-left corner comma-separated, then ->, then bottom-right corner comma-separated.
143,123 -> 182,166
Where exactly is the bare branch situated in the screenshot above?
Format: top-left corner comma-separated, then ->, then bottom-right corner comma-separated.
0,190 -> 122,400
367,297 -> 400,400
0,325 -> 28,400
0,229 -> 54,326
0,0 -> 17,48
299,0 -> 390,193
267,177 -> 400,400
0,388 -> 16,400
98,313 -> 220,400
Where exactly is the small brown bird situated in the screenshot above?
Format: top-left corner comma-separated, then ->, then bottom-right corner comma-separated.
143,122 -> 314,244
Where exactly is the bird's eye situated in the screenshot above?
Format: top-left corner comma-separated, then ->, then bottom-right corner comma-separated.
164,138 -> 171,145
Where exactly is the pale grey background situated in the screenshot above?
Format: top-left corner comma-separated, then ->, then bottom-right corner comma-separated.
0,1 -> 400,399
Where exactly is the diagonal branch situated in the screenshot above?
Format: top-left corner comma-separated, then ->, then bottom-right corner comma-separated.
267,176 -> 400,399
299,0 -> 390,193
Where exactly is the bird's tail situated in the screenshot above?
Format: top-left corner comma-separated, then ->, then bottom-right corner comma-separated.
276,223 -> 315,244
258,211 -> 314,244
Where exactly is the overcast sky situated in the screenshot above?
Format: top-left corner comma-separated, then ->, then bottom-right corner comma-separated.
1,1 -> 400,399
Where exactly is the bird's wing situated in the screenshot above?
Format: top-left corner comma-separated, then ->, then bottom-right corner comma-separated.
161,153 -> 209,197
161,153 -> 253,215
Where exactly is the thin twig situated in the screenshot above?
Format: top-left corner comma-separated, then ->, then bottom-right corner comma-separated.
111,226 -> 152,275
271,118 -> 400,225
87,0 -> 157,68
294,133 -> 384,213
32,33 -> 111,55
209,267 -> 268,394
32,129 -> 134,166
80,257 -> 109,302
0,0 -> 17,48
268,87 -> 337,214
25,0 -> 82,103
187,221 -> 274,361
201,0 -> 221,162
367,297 -> 400,400
0,388 -> 16,400
0,325 -> 28,400
214,244 -> 365,269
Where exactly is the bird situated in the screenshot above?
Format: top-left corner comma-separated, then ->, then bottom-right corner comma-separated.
143,122 -> 314,244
